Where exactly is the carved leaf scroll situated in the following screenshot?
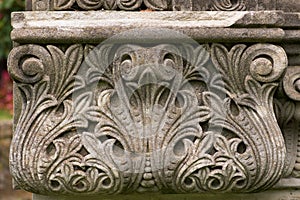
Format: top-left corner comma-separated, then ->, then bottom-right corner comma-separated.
8,43 -> 287,195
53,0 -> 165,10
211,0 -> 246,11
51,0 -> 247,10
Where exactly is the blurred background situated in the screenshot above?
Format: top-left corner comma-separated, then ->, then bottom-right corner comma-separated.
0,0 -> 31,199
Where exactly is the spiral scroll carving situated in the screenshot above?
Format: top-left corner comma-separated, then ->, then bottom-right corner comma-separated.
42,0 -> 249,11
244,44 -> 287,83
8,45 -> 53,84
211,0 -> 246,11
52,0 -> 168,10
8,42 -> 287,195
283,66 -> 300,101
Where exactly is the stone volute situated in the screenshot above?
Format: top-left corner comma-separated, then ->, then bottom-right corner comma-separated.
7,0 -> 300,199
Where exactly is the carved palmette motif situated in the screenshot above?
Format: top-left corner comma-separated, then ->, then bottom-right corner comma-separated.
8,43 -> 287,195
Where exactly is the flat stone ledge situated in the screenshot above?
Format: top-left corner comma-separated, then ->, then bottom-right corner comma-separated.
11,11 -> 300,44
274,178 -> 300,189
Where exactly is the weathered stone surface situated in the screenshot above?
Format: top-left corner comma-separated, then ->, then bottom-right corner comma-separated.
283,66 -> 300,101
8,2 -> 300,199
8,32 -> 290,195
26,0 -> 300,11
10,11 -> 300,44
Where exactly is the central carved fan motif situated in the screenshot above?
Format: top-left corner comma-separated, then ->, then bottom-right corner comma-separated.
8,42 -> 287,195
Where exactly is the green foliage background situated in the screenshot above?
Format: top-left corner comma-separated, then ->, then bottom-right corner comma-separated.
0,0 -> 24,60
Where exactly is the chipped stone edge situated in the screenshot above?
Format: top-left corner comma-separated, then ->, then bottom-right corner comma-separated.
10,11 -> 299,44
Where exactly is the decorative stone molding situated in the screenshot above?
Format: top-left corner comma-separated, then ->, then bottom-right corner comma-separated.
8,5 -> 300,200
26,0 -> 300,11
10,11 -> 300,44
8,41 -> 288,194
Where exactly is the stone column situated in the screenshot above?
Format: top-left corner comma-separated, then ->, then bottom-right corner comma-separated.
7,0 -> 300,199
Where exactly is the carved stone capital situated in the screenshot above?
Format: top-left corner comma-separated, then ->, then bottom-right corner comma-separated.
8,5 -> 300,197
8,41 -> 288,195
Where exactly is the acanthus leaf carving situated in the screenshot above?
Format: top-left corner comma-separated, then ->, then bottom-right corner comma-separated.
274,98 -> 300,178
8,42 -> 288,195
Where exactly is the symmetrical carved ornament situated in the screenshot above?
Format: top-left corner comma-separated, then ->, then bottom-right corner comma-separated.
8,41 -> 289,195
28,0 -> 300,11
29,0 -> 247,11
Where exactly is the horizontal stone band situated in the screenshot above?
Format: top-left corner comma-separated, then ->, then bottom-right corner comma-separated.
11,11 -> 300,43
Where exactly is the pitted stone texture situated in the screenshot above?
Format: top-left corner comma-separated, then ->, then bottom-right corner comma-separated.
8,5 -> 300,197
10,11 -> 300,44
27,0 -> 300,11
8,41 -> 288,195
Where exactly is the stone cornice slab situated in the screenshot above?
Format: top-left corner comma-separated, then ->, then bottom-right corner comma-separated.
11,11 -> 300,43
